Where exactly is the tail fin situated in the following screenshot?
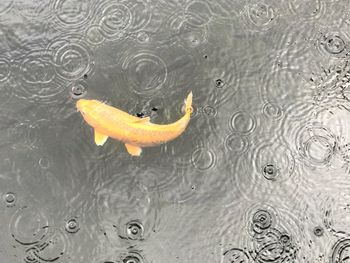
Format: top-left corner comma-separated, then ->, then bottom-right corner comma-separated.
184,91 -> 193,115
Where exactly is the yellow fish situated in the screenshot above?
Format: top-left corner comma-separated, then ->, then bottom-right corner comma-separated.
76,92 -> 193,156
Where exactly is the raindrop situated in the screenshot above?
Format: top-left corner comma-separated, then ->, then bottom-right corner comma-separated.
215,78 -> 224,88
3,192 -> 16,207
126,220 -> 144,240
71,83 -> 87,99
203,105 -> 217,117
39,157 -> 50,169
262,163 -> 279,180
313,226 -> 324,237
65,218 -> 80,234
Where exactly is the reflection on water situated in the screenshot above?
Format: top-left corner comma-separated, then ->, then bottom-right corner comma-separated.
0,0 -> 350,262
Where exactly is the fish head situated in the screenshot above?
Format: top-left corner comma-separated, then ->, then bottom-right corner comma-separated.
76,99 -> 101,117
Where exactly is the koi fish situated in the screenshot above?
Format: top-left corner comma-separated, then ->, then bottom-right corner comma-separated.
76,92 -> 193,156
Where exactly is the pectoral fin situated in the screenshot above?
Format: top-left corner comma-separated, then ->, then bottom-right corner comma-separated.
125,143 -> 142,156
94,130 -> 108,146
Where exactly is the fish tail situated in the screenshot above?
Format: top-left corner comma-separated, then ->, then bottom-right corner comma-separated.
184,91 -> 193,115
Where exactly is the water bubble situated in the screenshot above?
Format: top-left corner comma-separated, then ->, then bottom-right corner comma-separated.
71,82 -> 87,99
223,248 -> 249,263
3,192 -> 16,207
65,218 -> 80,234
313,226 -> 324,237
215,78 -> 224,88
126,220 -> 144,240
262,163 -> 279,180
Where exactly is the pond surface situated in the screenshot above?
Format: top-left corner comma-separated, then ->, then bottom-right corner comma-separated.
0,0 -> 350,262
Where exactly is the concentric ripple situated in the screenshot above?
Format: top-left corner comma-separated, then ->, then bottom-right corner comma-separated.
331,238 -> 350,263
223,248 -> 249,263
52,0 -> 93,31
14,0 -> 52,19
285,0 -> 325,21
9,206 -> 51,245
296,124 -> 338,169
91,0 -> 152,39
241,1 -> 278,32
190,146 -> 217,172
119,251 -> 145,263
120,50 -> 167,96
0,56 -> 11,82
29,228 -> 70,262
313,31 -> 348,60
85,25 -> 105,46
11,49 -> 66,104
231,134 -> 296,201
47,34 -> 93,80
224,133 -> 250,154
229,110 -> 257,135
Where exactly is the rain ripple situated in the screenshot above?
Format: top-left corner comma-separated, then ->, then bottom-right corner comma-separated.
52,0 -> 93,32
46,34 -> 94,81
240,0 -> 279,32
90,0 -> 153,40
231,133 -> 297,201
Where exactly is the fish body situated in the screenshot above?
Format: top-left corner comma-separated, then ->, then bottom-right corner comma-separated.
76,92 -> 193,156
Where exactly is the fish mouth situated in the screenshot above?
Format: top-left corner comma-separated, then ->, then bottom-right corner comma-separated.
76,99 -> 88,112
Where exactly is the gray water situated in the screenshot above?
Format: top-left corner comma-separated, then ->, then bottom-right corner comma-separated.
0,0 -> 350,262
